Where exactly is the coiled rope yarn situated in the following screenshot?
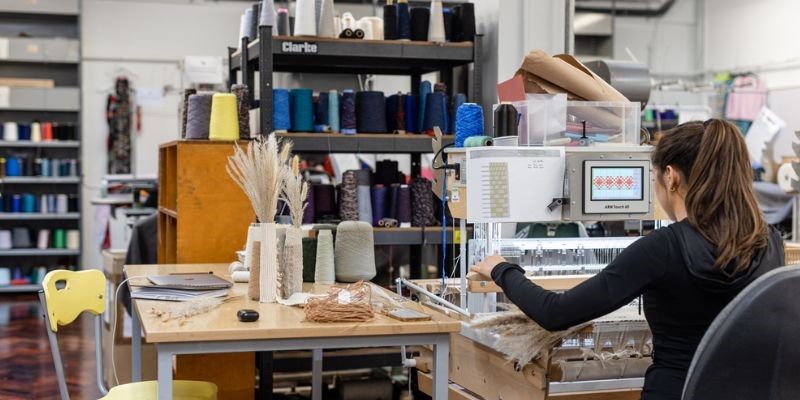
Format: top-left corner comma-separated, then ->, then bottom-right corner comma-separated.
334,221 -> 376,283
454,103 -> 484,147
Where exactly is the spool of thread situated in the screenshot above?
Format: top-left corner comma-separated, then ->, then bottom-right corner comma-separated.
375,160 -> 399,185
341,12 -> 356,31
314,91 -> 330,132
463,135 -> 493,147
272,88 -> 291,132
318,0 -> 336,37
778,163 -> 798,193
302,236 -> 317,282
240,10 -> 252,42
56,194 -> 68,214
313,184 -> 336,221
294,0 -> 317,36
30,122 -> 41,142
209,93 -> 240,140
353,29 -> 365,39
384,3 -> 398,40
418,81 -> 432,132
365,16 -> 384,40
249,4 -> 260,40
18,124 -> 30,141
290,89 -> 314,132
32,158 -> 42,176
48,195 -> 56,213
456,3 -> 475,41
186,93 -> 214,140
52,229 -> 65,249
37,229 -> 49,249
314,230 -> 335,284
328,90 -> 340,133
66,230 -> 79,250
428,0 -> 445,42
10,195 -> 21,213
378,218 -> 399,228
339,28 -> 355,39
3,123 -> 17,142
442,7 -> 453,41
232,270 -> 250,283
356,18 -> 373,40
340,90 -> 357,134
357,185 -> 372,225
0,231 -> 10,250
39,194 -> 48,214
42,122 -> 53,141
6,157 -> 20,177
40,158 -> 49,177
68,194 -> 78,212
410,7 -> 430,41
69,159 -> 78,177
388,184 -> 400,219
397,0 -> 411,40
404,94 -> 418,134
180,89 -> 197,138
0,268 -> 9,285
303,182 -> 316,224
339,170 -> 359,221
356,91 -> 387,133
231,84 -> 251,139
422,92 -> 446,132
454,103 -> 484,147
277,8 -> 291,35
51,159 -> 60,177
410,178 -> 435,227
12,227 -> 31,248
22,194 -> 34,213
494,103 -> 519,137
334,221 -> 376,282
385,94 -> 399,133
397,185 -> 411,226
259,0 -> 276,27
371,185 -> 388,226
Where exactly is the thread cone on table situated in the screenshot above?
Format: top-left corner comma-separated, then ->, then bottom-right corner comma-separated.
245,224 -> 262,300
318,0 -> 336,37
315,230 -> 335,284
334,221 -> 376,283
281,226 -> 304,298
428,0 -> 445,42
294,0 -> 317,36
231,84 -> 251,139
209,93 -> 240,140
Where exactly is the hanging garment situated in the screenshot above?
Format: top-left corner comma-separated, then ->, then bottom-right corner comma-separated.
106,77 -> 133,174
725,76 -> 767,122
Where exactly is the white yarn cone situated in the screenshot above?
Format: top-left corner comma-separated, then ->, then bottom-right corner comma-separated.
314,230 -> 335,284
282,227 -> 304,298
318,0 -> 336,38
340,12 -> 356,31
294,0 -> 318,36
356,18 -> 374,40
334,221 -> 376,282
238,13 -> 250,43
259,0 -> 276,26
3,122 -> 18,142
30,122 -> 41,142
428,0 -> 445,42
365,16 -> 383,40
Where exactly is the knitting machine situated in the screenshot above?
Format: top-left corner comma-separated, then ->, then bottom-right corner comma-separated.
398,102 -> 657,399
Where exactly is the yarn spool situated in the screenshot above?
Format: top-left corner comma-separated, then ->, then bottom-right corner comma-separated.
357,185 -> 372,225
409,7 -> 429,41
422,92 -> 446,133
375,159 -> 399,185
0,231 -> 10,249
341,12 -> 357,31
273,88 -> 291,132
340,90 -> 357,134
383,3 -> 398,40
397,185 -> 411,226
457,3 -> 475,41
356,91 -> 387,133
313,184 -> 337,221
339,170 -> 359,221
66,230 -> 79,249
378,218 -> 399,228
318,0 -> 336,37
353,29 -> 365,39
231,84 -> 251,139
239,13 -> 250,43
42,122 -> 53,141
17,124 -> 29,140
397,0 -> 411,40
10,195 -> 20,213
314,230 -> 335,284
6,157 -> 20,177
464,135 -> 493,147
56,194 -> 68,214
442,7 -> 453,41
356,18 -> 374,40
334,221 -> 376,283
494,103 -> 519,137
365,16 -> 384,40
277,8 -> 291,35
209,93 -> 240,141
428,0 -> 445,42
410,178 -> 435,227
302,236 -> 317,282
395,94 -> 406,132
327,90 -> 340,133
282,226 -> 304,298
339,28 -> 354,39
303,184 -> 316,224
454,103 -> 484,147
290,88 -> 314,132
294,0 -> 317,36
12,227 -> 31,248
260,0 -> 276,27
418,81 -> 432,132
314,91 -> 330,132
39,194 -> 48,214
22,194 -> 34,213
186,93 -> 214,140
404,94 -> 418,134
3,122 -> 17,141
385,94 -> 398,133
244,7 -> 257,40
180,89 -> 197,138
388,184 -> 400,219
371,185 -> 388,226
31,122 -> 41,142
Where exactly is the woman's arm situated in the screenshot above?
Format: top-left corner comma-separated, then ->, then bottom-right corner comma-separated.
487,231 -> 673,331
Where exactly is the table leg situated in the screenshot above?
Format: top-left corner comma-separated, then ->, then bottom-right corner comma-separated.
432,335 -> 449,399
312,348 -> 323,400
131,302 -> 142,382
157,348 -> 173,400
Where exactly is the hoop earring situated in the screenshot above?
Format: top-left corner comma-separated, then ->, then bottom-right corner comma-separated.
669,186 -> 677,192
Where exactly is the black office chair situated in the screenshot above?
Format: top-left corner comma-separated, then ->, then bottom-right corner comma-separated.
682,266 -> 800,400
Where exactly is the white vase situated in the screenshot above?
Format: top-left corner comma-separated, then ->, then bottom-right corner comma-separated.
282,226 -> 304,298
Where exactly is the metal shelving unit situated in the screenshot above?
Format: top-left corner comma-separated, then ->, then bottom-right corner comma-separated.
0,1 -> 82,294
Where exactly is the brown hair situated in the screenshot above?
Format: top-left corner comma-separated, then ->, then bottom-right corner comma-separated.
652,119 -> 767,274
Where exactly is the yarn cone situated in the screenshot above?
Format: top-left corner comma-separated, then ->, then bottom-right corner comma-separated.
428,0 -> 445,42
209,93 -> 240,140
318,0 -> 336,37
334,221 -> 376,282
281,227 -> 304,298
314,230 -> 335,284
294,0 -> 317,36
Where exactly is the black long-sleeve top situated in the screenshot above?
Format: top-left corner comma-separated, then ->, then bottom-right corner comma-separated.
491,220 -> 784,400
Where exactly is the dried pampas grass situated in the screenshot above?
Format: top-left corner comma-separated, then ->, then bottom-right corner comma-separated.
226,135 -> 293,223
470,311 -> 588,365
148,296 -> 240,326
281,155 -> 309,228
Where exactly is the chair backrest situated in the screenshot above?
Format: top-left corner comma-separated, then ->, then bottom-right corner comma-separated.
682,266 -> 800,400
39,269 -> 108,400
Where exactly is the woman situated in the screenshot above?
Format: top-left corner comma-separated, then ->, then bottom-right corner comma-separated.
471,119 -> 784,400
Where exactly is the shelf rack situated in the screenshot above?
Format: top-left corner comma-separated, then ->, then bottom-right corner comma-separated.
0,1 -> 82,293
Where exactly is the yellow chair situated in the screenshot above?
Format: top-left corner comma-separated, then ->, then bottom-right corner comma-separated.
39,269 -> 217,400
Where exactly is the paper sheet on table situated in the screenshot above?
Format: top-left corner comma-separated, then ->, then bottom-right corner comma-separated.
745,107 -> 785,164
466,147 -> 565,223
277,292 -> 325,307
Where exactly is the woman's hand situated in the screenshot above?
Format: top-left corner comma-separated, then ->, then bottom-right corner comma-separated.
469,254 -> 507,280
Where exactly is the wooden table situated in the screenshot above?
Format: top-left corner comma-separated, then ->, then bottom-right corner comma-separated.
126,263 -> 460,400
